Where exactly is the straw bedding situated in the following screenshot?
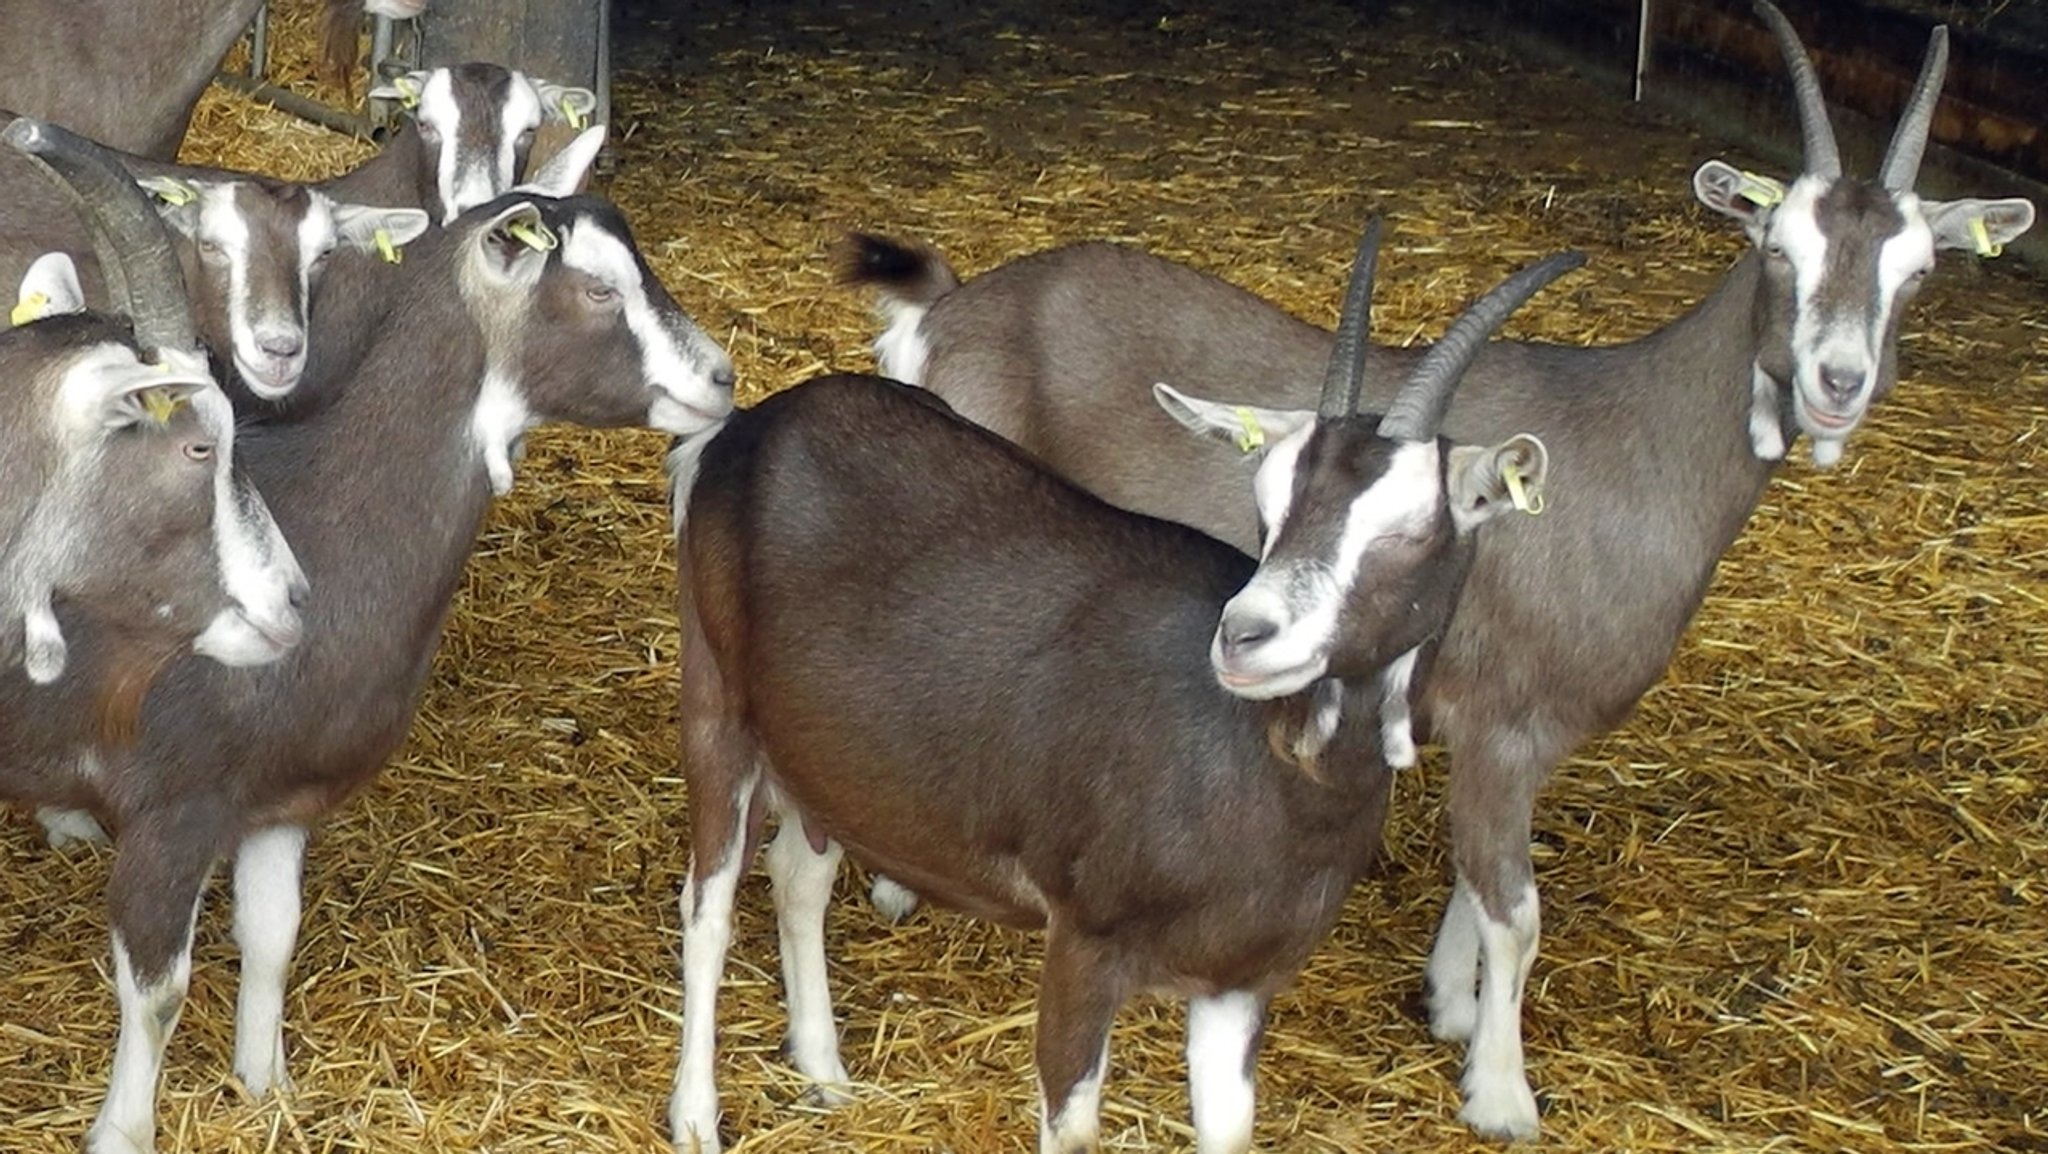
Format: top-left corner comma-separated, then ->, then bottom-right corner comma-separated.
0,0 -> 2042,1150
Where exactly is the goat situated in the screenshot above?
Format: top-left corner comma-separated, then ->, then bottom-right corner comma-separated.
343,63 -> 600,226
15,100 -> 591,851
0,117 -> 306,693
0,136 -> 430,401
0,135 -> 735,1154
0,0 -> 424,161
667,222 -> 1577,1154
839,3 -> 2037,1139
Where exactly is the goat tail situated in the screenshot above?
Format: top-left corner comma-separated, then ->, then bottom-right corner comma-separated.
835,233 -> 961,307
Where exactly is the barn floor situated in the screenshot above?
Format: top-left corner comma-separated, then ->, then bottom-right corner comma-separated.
2,1 -> 2044,1151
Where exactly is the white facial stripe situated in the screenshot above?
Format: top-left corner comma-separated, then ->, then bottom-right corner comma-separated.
1774,179 -> 1830,369
1251,424 -> 1312,557
197,187 -> 261,372
1871,205 -> 1935,359
1330,439 -> 1442,583
418,70 -> 469,223
560,219 -> 728,434
501,73 -> 545,188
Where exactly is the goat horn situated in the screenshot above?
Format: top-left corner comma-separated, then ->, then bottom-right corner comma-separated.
1377,252 -> 1586,443
1317,216 -> 1383,420
1,117 -> 199,359
1878,25 -> 1949,192
1752,0 -> 1843,179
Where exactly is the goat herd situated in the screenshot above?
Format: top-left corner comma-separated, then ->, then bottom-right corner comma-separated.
0,1 -> 2036,1152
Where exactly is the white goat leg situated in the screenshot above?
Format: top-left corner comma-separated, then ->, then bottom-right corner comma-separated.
1187,992 -> 1263,1154
1425,875 -> 1483,1042
37,805 -> 110,849
87,930 -> 194,1154
1458,882 -> 1542,1140
1039,1041 -> 1110,1154
764,813 -> 852,1104
232,825 -> 307,1096
669,774 -> 756,1154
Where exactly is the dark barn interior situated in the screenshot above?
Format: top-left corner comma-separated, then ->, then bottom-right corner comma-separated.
0,0 -> 2043,1151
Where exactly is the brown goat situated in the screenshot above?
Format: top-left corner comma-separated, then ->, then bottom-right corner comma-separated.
667,228 -> 1579,1153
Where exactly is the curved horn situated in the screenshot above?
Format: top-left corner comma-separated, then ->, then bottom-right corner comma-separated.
1752,0 -> 1843,179
1878,25 -> 1949,192
1,117 -> 198,357
1317,217 -> 1383,419
1376,252 -> 1587,443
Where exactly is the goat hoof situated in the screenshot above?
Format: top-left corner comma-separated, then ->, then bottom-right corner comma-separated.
797,1081 -> 856,1110
1458,1074 -> 1541,1141
669,1120 -> 723,1154
85,1124 -> 153,1154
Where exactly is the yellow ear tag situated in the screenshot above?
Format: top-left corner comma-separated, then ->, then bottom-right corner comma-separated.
393,75 -> 422,110
506,219 -> 558,252
151,180 -> 197,207
1968,216 -> 2002,258
140,387 -> 188,426
375,228 -> 403,265
561,98 -> 589,130
1503,461 -> 1543,515
10,291 -> 50,327
1233,406 -> 1265,454
1736,171 -> 1786,207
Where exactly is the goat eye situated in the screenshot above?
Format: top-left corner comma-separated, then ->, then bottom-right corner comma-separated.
585,285 -> 619,305
199,240 -> 226,259
1764,241 -> 1786,260
185,442 -> 215,463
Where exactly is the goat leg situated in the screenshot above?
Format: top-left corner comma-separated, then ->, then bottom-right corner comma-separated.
232,824 -> 308,1096
1034,927 -> 1123,1154
764,800 -> 852,1105
1186,991 -> 1267,1154
88,816 -> 218,1154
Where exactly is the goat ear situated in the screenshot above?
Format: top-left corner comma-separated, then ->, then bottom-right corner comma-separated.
368,69 -> 433,108
1153,383 -> 1314,455
137,175 -> 204,236
474,201 -> 555,281
1693,160 -> 1778,242
1921,197 -> 2036,254
518,125 -> 607,198
16,252 -> 86,321
331,203 -> 431,252
1447,433 -> 1549,532
536,81 -> 599,127
101,376 -> 211,431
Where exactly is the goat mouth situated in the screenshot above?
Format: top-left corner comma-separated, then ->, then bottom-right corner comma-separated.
648,392 -> 731,435
1213,657 -> 1325,701
234,352 -> 304,400
1796,396 -> 1860,432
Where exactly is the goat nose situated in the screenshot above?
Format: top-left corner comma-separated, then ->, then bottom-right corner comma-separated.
258,331 -> 304,359
1218,610 -> 1278,657
1819,365 -> 1866,403
711,363 -> 737,391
